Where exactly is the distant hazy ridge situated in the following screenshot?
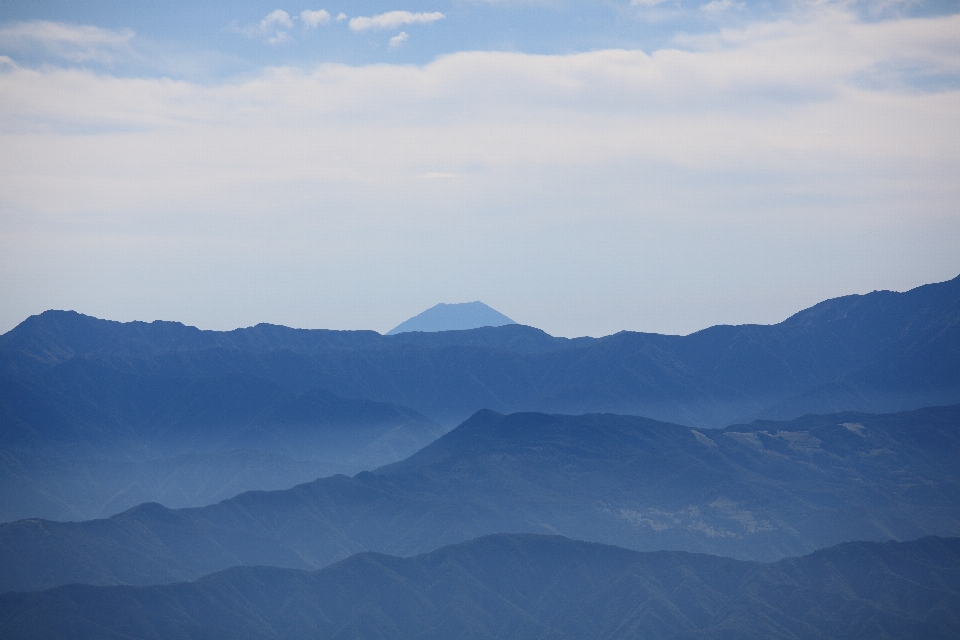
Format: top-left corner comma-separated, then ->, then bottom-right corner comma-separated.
386,301 -> 517,334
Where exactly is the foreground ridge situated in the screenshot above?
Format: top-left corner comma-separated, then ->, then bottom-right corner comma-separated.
2,533 -> 958,639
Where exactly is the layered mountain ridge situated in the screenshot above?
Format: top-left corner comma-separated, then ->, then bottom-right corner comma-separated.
1,275 -> 958,637
2,533 -> 958,640
2,404 -> 958,593
3,274 -> 958,430
4,273 -> 957,521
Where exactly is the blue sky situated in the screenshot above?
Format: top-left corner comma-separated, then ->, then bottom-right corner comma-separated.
3,0 -> 957,77
1,0 -> 959,336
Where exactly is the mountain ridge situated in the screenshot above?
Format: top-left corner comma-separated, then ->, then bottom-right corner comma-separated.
1,403 -> 958,593
3,274 -> 957,428
1,275 -> 957,535
1,533 -> 958,639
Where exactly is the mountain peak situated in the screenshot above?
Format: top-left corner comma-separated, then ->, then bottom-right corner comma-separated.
386,302 -> 517,335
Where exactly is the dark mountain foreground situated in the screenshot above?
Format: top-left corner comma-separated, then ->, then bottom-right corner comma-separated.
2,534 -> 958,640
2,404 -> 958,593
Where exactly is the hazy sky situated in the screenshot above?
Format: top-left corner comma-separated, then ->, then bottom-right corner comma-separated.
1,0 -> 959,337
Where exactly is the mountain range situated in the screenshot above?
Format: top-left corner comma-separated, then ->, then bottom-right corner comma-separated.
4,274 -> 958,433
2,533 -> 958,639
7,273 -> 954,523
1,275 -> 958,637
2,404 -> 958,593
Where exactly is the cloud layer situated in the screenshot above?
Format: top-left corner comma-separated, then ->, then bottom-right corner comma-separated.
1,6 -> 958,335
5,9 -> 955,167
0,21 -> 134,63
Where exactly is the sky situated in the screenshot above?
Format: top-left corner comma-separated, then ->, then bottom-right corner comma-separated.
1,0 -> 959,337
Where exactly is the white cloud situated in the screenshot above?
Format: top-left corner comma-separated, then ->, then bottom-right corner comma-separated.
700,0 -> 744,14
0,21 -> 135,63
231,8 -> 332,43
631,0 -> 671,6
337,13 -> 348,21
390,32 -> 409,48
300,9 -> 332,28
229,9 -> 296,43
259,9 -> 294,44
261,9 -> 294,29
349,11 -> 445,31
2,9 -> 958,234
3,8 -> 959,337
3,10 -> 958,175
